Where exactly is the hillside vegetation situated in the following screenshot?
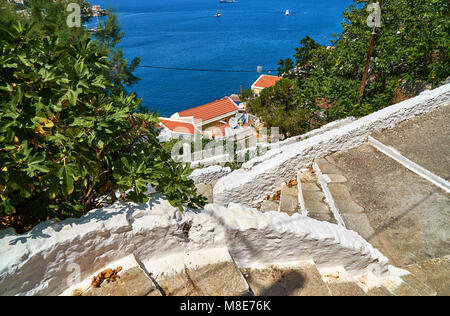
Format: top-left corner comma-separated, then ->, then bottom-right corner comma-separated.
0,1 -> 205,232
248,0 -> 449,137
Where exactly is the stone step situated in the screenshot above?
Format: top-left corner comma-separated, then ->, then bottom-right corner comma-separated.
320,144 -> 450,268
366,286 -> 394,296
389,279 -> 422,296
279,182 -> 299,214
327,282 -> 367,296
400,273 -> 436,296
298,168 -> 337,225
77,253 -> 442,296
259,199 -> 279,213
315,157 -> 343,175
314,156 -> 381,240
240,261 -> 331,296
258,179 -> 300,215
149,249 -> 251,296
402,256 -> 449,296
82,263 -> 161,296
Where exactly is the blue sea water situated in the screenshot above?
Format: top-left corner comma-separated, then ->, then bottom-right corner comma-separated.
88,0 -> 353,117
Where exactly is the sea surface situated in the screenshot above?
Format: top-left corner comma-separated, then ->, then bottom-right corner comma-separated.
88,0 -> 353,117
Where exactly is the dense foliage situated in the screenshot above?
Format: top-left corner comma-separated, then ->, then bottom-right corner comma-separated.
247,79 -> 313,138
251,0 -> 449,134
0,0 -> 90,43
0,4 -> 205,231
0,0 -> 141,95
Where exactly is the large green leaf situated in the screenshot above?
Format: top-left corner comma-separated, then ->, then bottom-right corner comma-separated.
57,164 -> 76,196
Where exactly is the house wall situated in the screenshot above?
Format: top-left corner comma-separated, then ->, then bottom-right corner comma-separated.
251,87 -> 263,96
201,114 -> 236,131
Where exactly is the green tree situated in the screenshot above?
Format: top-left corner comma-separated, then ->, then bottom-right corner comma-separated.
277,58 -> 294,77
0,0 -> 90,43
0,21 -> 205,232
247,79 -> 311,138
95,9 -> 141,95
0,0 -> 141,95
277,0 -> 449,125
239,88 -> 254,102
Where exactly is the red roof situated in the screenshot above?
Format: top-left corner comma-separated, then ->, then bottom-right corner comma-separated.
252,75 -> 282,89
177,98 -> 238,123
229,95 -> 241,103
159,119 -> 196,135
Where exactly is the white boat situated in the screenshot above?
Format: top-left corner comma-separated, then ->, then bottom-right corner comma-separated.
285,10 -> 290,16
215,6 -> 222,17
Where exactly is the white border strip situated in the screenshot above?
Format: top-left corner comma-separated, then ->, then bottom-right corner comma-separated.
297,171 -> 308,216
313,162 -> 346,227
368,136 -> 450,193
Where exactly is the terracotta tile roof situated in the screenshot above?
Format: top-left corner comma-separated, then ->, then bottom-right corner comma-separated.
177,98 -> 238,123
252,75 -> 282,89
229,95 -> 241,103
159,119 -> 196,135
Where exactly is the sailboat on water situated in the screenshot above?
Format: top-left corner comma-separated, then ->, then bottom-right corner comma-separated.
285,10 -> 290,16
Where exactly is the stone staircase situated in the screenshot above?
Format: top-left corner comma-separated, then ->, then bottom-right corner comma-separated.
82,105 -> 449,296
250,105 -> 450,296
251,154 -> 448,296
257,157 -> 366,229
298,167 -> 338,224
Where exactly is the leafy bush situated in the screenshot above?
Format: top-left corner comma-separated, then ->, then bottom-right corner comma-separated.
247,79 -> 314,138
0,22 -> 205,230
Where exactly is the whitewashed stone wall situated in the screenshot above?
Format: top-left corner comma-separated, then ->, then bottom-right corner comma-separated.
0,196 -> 389,296
213,84 -> 450,207
188,165 -> 231,184
183,117 -> 355,168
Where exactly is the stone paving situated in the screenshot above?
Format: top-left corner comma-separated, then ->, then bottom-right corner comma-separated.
156,261 -> 250,296
81,255 -> 447,296
241,262 -> 331,296
371,105 -> 450,181
299,168 -> 337,224
326,282 -> 367,296
248,105 -> 449,296
83,266 -> 161,296
325,144 -> 449,267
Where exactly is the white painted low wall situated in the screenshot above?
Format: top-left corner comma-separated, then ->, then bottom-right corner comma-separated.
262,116 -> 356,152
0,196 -> 389,296
179,117 -> 355,168
213,84 -> 450,207
188,165 -> 232,184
